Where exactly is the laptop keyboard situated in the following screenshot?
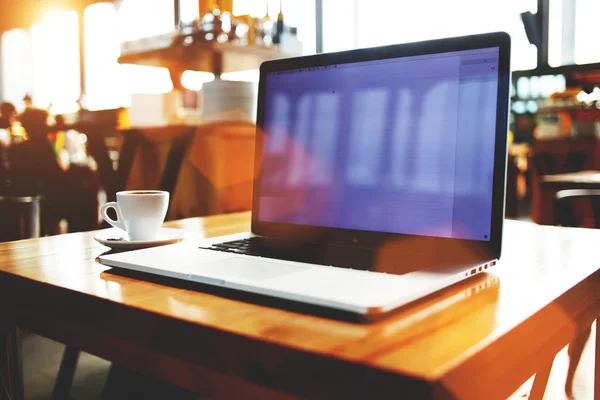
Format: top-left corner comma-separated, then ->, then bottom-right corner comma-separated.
200,237 -> 373,269
201,238 -> 266,256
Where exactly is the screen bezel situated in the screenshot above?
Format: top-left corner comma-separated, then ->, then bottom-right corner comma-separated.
252,32 -> 510,262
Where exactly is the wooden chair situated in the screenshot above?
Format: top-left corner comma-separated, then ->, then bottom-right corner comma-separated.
524,188 -> 599,399
554,189 -> 600,398
530,151 -> 588,224
532,151 -> 588,177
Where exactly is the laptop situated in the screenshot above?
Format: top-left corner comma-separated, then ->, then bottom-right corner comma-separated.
100,32 -> 511,320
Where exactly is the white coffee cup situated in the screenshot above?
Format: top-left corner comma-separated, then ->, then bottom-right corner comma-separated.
100,190 -> 169,241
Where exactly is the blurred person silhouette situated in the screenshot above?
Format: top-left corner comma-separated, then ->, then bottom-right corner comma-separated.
22,93 -> 33,111
0,101 -> 16,130
0,102 -> 16,146
0,102 -> 17,192
8,108 -> 99,233
49,114 -> 66,155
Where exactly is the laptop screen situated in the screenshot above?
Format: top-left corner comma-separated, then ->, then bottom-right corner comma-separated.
258,47 -> 500,241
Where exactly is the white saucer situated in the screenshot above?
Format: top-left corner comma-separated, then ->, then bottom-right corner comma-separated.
94,228 -> 185,250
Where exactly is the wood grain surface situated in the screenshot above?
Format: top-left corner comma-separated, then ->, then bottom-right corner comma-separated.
2,212 -> 600,399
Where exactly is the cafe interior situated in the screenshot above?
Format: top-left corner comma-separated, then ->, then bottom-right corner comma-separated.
1,0 -> 600,399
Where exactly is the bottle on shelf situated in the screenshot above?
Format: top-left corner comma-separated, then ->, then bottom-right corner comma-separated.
256,2 -> 273,47
274,0 -> 285,45
245,15 -> 258,46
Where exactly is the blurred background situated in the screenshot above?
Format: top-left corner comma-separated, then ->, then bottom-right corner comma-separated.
0,0 -> 598,239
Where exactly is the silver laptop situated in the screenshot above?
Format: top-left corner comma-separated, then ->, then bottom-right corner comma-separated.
100,32 -> 511,319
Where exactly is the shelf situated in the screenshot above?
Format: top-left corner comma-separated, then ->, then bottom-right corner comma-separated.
118,39 -> 295,76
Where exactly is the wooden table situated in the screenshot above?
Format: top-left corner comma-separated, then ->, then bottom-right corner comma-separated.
2,212 -> 600,399
535,170 -> 600,225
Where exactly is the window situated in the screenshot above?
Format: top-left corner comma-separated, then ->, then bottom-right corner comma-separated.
1,29 -> 33,110
323,0 -> 537,71
117,0 -> 175,42
548,0 -> 566,67
2,12 -> 81,114
116,0 -> 176,98
84,3 -> 129,111
322,0 -> 356,52
31,11 -> 80,114
549,0 -> 600,67
179,0 -> 199,24
574,0 -> 600,65
84,1 -> 175,110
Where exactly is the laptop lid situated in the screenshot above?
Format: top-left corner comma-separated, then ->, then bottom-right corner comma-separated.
252,32 -> 511,266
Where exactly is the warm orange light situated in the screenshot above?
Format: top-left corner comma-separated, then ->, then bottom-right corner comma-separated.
1,29 -> 32,110
181,71 -> 214,91
221,70 -> 260,82
83,1 -> 176,110
117,0 -> 174,42
42,10 -> 62,21
31,10 -> 80,114
122,65 -> 174,95
84,2 -> 126,110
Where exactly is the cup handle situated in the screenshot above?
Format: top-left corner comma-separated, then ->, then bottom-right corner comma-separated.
100,202 -> 125,231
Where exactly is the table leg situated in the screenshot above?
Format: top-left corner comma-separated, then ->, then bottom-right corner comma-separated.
0,325 -> 24,400
595,319 -> 600,400
52,346 -> 80,399
567,324 -> 592,398
530,356 -> 554,400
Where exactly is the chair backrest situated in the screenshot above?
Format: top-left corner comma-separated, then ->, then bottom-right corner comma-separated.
6,139 -> 64,195
554,189 -> 600,228
86,127 -> 194,206
158,132 -> 195,199
533,152 -> 587,176
564,152 -> 587,173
